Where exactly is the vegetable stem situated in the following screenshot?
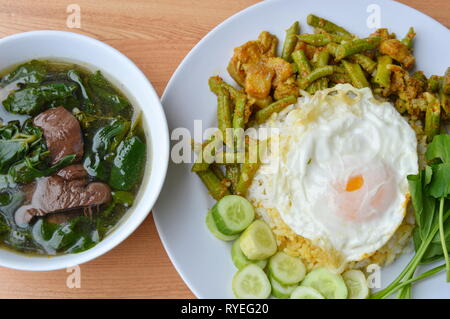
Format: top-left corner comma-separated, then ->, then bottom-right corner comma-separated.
438,197 -> 450,282
372,211 -> 450,299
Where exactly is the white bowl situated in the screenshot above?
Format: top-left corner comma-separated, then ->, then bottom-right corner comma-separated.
0,30 -> 169,271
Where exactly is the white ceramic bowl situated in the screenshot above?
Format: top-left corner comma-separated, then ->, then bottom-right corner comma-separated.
0,31 -> 169,271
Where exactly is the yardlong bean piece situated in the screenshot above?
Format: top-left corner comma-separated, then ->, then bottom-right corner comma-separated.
401,27 -> 415,50
252,95 -> 297,125
252,96 -> 273,108
282,21 -> 300,61
196,169 -> 230,200
209,76 -> 242,100
232,94 -> 247,131
217,88 -> 233,146
412,71 -> 428,91
439,77 -> 450,117
314,51 -> 330,68
424,92 -> 441,142
297,34 -> 331,46
329,72 -> 352,84
232,94 -> 247,150
349,54 -> 377,74
191,135 -> 219,172
335,37 -> 381,61
291,50 -> 311,77
342,60 -> 369,89
427,75 -> 441,93
307,51 -> 330,93
306,80 -> 327,94
306,14 -> 351,36
235,162 -> 260,197
439,89 -> 449,118
210,163 -> 227,181
298,66 -> 334,89
373,55 -> 393,89
326,42 -> 339,57
226,164 -> 240,194
297,33 -> 349,46
444,67 -> 450,95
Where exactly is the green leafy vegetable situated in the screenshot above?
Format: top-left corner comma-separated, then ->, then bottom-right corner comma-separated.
0,215 -> 9,234
373,134 -> 450,299
0,60 -> 47,87
67,70 -> 95,113
102,191 -> 135,217
0,192 -> 11,206
32,218 -> 99,254
0,121 -> 41,173
425,134 -> 450,163
92,118 -> 130,155
88,71 -> 130,113
109,136 -> 146,191
3,82 -> 78,115
427,164 -> 450,198
9,154 -> 76,184
83,118 -> 130,181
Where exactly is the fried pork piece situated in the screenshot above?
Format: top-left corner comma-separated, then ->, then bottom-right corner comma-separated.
243,63 -> 274,98
227,31 -> 278,87
274,78 -> 299,100
380,39 -> 415,70
228,32 -> 299,100
389,65 -> 427,117
389,65 -> 423,100
370,28 -> 396,41
265,57 -> 294,87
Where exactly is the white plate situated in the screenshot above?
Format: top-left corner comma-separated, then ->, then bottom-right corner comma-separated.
154,0 -> 450,298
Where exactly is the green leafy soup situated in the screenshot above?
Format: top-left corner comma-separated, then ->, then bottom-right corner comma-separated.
0,60 -> 147,255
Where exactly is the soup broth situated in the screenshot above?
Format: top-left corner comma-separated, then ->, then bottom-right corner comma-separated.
0,60 -> 147,255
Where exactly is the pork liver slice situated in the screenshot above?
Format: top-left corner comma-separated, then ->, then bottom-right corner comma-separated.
33,106 -> 84,164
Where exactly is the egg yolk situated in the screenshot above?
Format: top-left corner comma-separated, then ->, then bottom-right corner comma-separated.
345,175 -> 364,192
331,163 -> 396,222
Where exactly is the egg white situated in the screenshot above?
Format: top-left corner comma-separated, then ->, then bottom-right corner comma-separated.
250,84 -> 418,263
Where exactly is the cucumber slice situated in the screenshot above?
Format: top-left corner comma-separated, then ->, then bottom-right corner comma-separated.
239,220 -> 277,260
211,195 -> 255,235
301,267 -> 348,299
342,270 -> 369,299
268,252 -> 306,285
290,286 -> 325,299
205,210 -> 238,241
231,239 -> 267,270
232,264 -> 271,299
270,275 -> 298,299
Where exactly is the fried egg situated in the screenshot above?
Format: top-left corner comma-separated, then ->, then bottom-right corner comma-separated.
253,84 -> 418,264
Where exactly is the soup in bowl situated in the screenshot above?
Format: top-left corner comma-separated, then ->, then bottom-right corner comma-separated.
0,31 -> 169,270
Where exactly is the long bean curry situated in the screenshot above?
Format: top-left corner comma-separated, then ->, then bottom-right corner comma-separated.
0,60 -> 147,255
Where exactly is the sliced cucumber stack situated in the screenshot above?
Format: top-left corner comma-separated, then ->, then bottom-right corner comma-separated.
205,210 -> 239,241
301,267 -> 348,299
270,275 -> 298,299
342,270 -> 369,299
268,252 -> 306,285
211,195 -> 255,235
239,220 -> 277,260
232,264 -> 271,299
231,239 -> 267,270
290,286 -> 325,299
